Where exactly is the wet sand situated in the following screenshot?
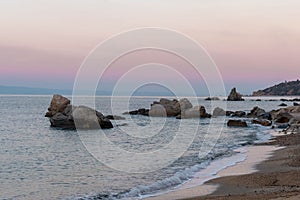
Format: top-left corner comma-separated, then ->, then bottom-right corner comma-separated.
146,132 -> 300,200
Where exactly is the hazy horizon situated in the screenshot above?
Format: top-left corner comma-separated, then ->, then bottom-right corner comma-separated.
1,0 -> 299,95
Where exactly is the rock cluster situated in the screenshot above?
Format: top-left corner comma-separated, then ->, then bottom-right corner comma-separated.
126,98 -> 211,119
45,95 -> 113,130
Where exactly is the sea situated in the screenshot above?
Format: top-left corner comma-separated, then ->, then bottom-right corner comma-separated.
0,95 -> 296,200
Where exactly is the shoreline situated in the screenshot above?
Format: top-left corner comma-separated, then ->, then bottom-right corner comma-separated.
145,131 -> 300,200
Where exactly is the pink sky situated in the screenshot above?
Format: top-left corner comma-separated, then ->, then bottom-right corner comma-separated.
0,0 -> 299,94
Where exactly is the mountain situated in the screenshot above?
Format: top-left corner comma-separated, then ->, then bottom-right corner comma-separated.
252,80 -> 300,96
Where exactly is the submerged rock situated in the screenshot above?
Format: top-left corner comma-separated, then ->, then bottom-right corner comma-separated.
252,119 -> 272,126
205,97 -> 220,101
105,115 -> 126,120
232,111 -> 246,117
227,120 -> 248,127
45,95 -> 113,130
279,103 -> 288,107
227,88 -> 244,101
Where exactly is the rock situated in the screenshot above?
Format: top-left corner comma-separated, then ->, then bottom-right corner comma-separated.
247,106 -> 270,119
105,115 -> 126,120
45,95 -> 113,130
277,124 -> 289,129
50,113 -> 75,129
45,94 -> 70,117
213,107 -> 226,116
205,97 -> 220,101
255,99 -> 262,101
227,88 -> 244,101
279,103 -> 287,107
252,119 -> 272,126
274,112 -> 293,123
179,98 -> 193,110
294,102 -> 299,106
227,120 -> 248,127
280,99 -> 289,102
149,98 -> 181,117
126,108 -> 149,116
232,111 -> 246,117
181,105 -> 211,118
73,106 -> 113,129
226,111 -> 234,116
271,106 -> 300,124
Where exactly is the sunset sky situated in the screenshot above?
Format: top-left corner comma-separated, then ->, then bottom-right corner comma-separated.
0,0 -> 299,94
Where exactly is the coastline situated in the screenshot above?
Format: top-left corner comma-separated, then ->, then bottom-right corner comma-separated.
145,131 -> 300,200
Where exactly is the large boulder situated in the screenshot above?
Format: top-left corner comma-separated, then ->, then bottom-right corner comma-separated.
247,106 -> 267,118
179,98 -> 193,110
72,106 -> 113,129
213,107 -> 226,116
180,105 -> 211,119
45,94 -> 70,117
271,106 -> 300,124
227,120 -> 248,127
45,95 -> 113,130
227,88 -> 244,101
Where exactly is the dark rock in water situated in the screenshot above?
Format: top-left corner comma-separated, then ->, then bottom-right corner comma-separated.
232,111 -> 246,117
116,123 -> 128,127
227,120 -> 248,127
294,102 -> 300,106
50,113 -> 75,129
252,119 -> 272,126
213,107 -> 226,116
280,99 -> 289,102
277,124 -> 289,129
125,108 -> 150,116
205,97 -> 220,101
226,111 -> 234,116
292,98 -> 300,102
255,99 -> 262,101
45,95 -> 113,130
279,103 -> 288,107
105,115 -> 126,120
227,88 -> 244,101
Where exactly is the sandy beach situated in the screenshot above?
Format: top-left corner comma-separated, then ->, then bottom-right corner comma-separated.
146,131 -> 300,200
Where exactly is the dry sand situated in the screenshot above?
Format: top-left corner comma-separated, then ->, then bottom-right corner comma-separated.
146,132 -> 300,200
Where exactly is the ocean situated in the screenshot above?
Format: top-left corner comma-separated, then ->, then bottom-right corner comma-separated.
0,95 -> 294,200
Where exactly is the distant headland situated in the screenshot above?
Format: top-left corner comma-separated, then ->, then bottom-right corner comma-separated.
252,80 -> 300,96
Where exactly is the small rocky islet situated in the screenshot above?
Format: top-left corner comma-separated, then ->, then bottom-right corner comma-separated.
45,86 -> 300,132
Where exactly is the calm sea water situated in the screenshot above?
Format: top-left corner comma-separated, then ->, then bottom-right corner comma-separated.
0,95 -> 294,200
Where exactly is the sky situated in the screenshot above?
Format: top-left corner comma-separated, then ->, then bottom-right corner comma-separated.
0,0 -> 299,95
